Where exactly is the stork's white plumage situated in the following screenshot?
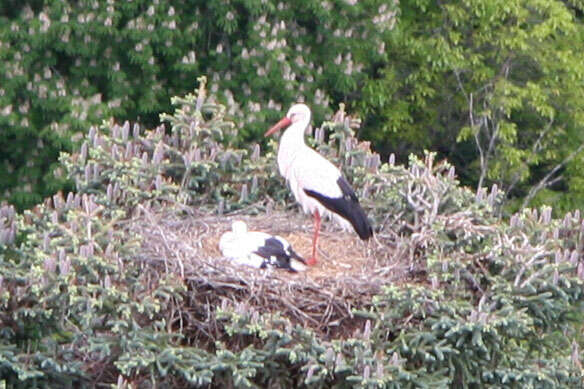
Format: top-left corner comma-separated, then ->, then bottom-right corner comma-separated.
265,103 -> 373,265
219,221 -> 307,272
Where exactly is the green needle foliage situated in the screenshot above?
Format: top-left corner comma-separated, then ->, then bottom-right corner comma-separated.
1,81 -> 584,387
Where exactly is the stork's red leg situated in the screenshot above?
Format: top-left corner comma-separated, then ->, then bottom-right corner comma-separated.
307,210 -> 321,265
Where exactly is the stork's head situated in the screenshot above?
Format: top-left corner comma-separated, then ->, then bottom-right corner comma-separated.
264,103 -> 311,137
285,103 -> 311,123
231,220 -> 248,234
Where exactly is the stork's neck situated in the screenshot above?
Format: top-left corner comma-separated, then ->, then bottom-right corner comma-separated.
277,118 -> 310,176
280,119 -> 309,151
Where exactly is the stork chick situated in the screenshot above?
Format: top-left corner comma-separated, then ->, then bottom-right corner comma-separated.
219,220 -> 306,272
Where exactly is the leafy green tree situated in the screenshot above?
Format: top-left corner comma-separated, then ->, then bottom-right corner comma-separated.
0,0 -> 396,210
359,0 -> 584,213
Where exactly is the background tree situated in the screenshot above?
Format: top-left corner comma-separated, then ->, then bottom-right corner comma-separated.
359,0 -> 584,214
3,0 -> 584,214
0,0 -> 396,210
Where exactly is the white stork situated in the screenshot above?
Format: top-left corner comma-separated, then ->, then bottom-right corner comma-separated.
265,103 -> 373,265
219,220 -> 307,272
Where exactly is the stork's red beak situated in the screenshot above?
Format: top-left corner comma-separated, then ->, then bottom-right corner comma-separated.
264,117 -> 292,137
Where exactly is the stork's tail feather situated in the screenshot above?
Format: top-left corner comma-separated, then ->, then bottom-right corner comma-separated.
286,246 -> 306,263
304,177 -> 373,241
348,206 -> 373,240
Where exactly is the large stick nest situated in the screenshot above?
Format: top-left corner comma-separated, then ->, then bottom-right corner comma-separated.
131,206 -> 410,340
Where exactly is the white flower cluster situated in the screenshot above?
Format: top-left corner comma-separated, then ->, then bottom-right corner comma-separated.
1,105 -> 12,116
222,89 -> 242,115
313,88 -> 330,107
267,99 -> 283,111
70,94 -> 103,121
108,98 -> 122,109
372,4 -> 397,32
61,30 -> 70,43
38,11 -> 51,33
127,17 -> 145,31
182,51 -> 197,65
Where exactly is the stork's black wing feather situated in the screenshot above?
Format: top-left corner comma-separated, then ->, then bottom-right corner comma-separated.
254,238 -> 284,258
253,237 -> 298,272
304,176 -> 373,240
273,237 -> 305,263
285,245 -> 305,262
